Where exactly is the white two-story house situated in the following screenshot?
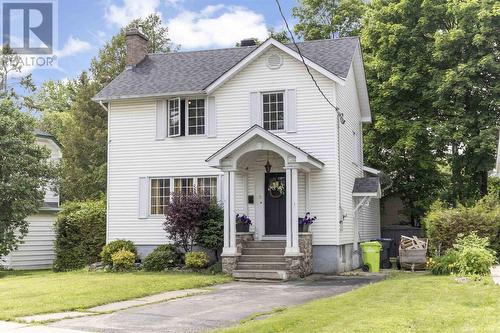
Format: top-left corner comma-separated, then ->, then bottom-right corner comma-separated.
94,29 -> 381,279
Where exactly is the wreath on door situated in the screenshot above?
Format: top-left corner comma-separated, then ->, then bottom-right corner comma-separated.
268,179 -> 285,198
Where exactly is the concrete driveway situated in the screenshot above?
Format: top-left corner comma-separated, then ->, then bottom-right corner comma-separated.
50,276 -> 382,333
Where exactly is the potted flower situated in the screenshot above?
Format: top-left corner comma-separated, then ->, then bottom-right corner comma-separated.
298,212 -> 316,232
236,214 -> 252,232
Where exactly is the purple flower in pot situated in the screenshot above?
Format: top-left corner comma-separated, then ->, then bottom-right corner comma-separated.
236,214 -> 252,232
298,212 -> 316,232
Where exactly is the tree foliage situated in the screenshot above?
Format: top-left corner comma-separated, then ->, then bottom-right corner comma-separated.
293,0 -> 366,40
197,205 -> 224,261
0,99 -> 54,256
163,194 -> 210,252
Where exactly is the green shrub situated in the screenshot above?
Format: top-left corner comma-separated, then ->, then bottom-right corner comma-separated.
53,199 -> 106,271
208,262 -> 223,274
197,204 -> 224,261
142,244 -> 182,271
430,233 -> 496,276
423,193 -> 500,255
185,251 -> 209,269
101,240 -> 137,266
111,249 -> 136,271
452,233 -> 496,276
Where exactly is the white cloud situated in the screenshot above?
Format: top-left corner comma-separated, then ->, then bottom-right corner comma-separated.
168,5 -> 268,49
105,0 -> 161,27
55,37 -> 92,58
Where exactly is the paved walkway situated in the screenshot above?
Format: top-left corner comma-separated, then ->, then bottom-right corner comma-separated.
48,276 -> 382,333
491,265 -> 500,284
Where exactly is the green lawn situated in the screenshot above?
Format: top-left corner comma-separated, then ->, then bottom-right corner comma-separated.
217,273 -> 500,333
0,269 -> 231,320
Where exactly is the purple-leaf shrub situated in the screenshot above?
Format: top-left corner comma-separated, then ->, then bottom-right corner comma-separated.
164,193 -> 210,252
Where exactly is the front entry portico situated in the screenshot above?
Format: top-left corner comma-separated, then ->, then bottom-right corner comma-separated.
206,125 -> 323,261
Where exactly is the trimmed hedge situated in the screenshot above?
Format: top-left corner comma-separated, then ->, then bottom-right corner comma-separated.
424,193 -> 500,255
53,199 -> 106,271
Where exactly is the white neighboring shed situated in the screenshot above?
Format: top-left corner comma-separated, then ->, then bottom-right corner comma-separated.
1,130 -> 61,270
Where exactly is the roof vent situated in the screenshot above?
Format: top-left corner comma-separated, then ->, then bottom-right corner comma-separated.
266,53 -> 283,70
240,38 -> 257,47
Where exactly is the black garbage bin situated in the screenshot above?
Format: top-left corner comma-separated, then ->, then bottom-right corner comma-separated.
371,238 -> 393,269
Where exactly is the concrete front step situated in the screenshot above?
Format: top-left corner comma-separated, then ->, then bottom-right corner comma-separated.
237,262 -> 288,270
242,248 -> 285,255
233,269 -> 288,280
239,255 -> 286,263
244,241 -> 286,248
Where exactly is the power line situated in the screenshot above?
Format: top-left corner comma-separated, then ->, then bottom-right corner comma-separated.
274,0 -> 345,124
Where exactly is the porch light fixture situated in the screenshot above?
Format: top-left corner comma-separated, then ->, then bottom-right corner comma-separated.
265,151 -> 272,173
265,160 -> 272,173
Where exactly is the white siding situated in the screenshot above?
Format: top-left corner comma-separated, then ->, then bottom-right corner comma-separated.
107,46 -> 345,245
2,213 -> 56,270
337,65 -> 365,244
359,199 -> 381,241
36,137 -> 61,206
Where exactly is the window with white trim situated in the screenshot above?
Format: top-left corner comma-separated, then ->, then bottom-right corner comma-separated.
150,177 -> 218,215
174,178 -> 194,195
262,92 -> 284,131
168,98 -> 180,137
187,99 -> 205,135
150,178 -> 170,215
197,177 -> 217,199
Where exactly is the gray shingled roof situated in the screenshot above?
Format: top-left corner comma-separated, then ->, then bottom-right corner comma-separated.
94,37 -> 359,101
353,177 -> 380,194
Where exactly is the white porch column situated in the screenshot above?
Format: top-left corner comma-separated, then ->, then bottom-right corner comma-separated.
285,166 -> 300,256
222,169 -> 237,256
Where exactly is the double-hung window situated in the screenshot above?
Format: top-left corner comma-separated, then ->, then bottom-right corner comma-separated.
174,178 -> 194,196
197,177 -> 217,200
187,99 -> 205,135
262,92 -> 284,131
168,98 -> 181,137
150,178 -> 170,215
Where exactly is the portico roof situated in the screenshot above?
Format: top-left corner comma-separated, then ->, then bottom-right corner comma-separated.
206,125 -> 324,170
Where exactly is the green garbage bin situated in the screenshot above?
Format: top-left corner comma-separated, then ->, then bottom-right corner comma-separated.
360,241 -> 382,272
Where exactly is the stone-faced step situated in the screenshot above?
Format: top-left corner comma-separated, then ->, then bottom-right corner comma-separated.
233,269 -> 288,280
239,255 -> 286,263
236,262 -> 288,270
243,241 -> 286,248
241,247 -> 285,256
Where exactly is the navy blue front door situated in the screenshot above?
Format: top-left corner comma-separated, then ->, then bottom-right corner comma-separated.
265,172 -> 286,235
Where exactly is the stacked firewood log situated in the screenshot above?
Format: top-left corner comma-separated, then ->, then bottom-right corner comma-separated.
399,236 -> 428,271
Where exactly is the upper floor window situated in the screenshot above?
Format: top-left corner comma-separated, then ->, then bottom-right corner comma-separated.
187,99 -> 205,135
168,98 -> 180,137
262,92 -> 284,131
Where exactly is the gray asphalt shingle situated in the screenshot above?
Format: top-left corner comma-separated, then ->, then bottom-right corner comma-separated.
94,37 -> 359,101
353,177 -> 380,194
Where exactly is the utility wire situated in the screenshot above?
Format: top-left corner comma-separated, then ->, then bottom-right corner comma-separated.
275,0 -> 345,124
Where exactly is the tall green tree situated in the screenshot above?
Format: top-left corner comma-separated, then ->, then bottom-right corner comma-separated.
362,0 -> 499,222
293,0 -> 366,40
0,98 -> 54,256
429,0 -> 499,203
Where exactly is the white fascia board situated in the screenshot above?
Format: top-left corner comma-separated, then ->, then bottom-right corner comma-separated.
362,166 -> 382,175
92,90 -> 206,102
205,38 -> 345,94
353,44 -> 372,123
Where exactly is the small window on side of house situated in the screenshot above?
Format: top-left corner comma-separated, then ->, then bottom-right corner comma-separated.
168,98 -> 181,137
174,178 -> 194,196
197,177 -> 217,200
262,92 -> 284,131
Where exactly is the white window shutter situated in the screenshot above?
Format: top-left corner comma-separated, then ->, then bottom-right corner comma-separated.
156,100 -> 167,140
138,177 -> 149,218
207,97 -> 216,137
250,92 -> 261,126
286,89 -> 297,133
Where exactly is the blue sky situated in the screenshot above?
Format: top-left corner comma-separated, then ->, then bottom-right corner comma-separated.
24,0 -> 298,86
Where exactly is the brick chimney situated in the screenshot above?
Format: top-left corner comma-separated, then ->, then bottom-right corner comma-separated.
125,29 -> 149,68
